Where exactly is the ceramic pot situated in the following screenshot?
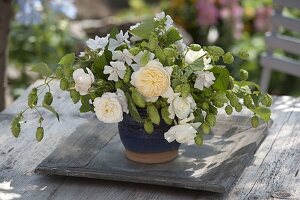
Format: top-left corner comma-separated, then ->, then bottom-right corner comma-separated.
118,112 -> 180,164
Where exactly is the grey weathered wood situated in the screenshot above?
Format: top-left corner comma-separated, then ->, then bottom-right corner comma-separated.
266,35 -> 300,56
34,115 -> 270,194
0,81 -> 299,200
227,96 -> 300,199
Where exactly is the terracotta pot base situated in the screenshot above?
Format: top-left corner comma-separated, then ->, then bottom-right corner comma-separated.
125,149 -> 178,164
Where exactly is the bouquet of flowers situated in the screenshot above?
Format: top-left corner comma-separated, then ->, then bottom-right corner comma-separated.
11,12 -> 272,146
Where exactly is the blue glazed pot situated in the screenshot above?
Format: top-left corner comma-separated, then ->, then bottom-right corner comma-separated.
118,111 -> 180,163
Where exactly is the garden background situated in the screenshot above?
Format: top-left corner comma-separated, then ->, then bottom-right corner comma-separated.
1,0 -> 299,111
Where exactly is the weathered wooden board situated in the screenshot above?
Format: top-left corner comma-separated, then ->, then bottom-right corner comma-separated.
35,115 -> 271,194
1,81 -> 299,200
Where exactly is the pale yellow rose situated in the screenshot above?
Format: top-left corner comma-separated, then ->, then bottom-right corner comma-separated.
130,60 -> 172,100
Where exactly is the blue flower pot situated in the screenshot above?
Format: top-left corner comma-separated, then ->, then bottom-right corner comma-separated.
118,112 -> 180,164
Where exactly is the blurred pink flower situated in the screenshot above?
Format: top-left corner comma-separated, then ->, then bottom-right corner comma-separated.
196,0 -> 219,26
255,6 -> 273,32
231,3 -> 244,39
219,0 -> 239,6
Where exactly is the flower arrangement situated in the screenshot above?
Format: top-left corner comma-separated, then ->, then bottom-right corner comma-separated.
11,12 -> 272,146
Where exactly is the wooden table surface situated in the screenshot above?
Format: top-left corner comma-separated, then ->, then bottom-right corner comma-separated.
0,81 -> 299,200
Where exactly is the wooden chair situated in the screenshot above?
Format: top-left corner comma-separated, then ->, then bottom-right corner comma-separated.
260,0 -> 300,93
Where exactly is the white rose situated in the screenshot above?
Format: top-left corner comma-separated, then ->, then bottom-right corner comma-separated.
93,92 -> 124,123
73,68 -> 95,95
185,49 -> 211,67
168,94 -> 196,119
130,60 -> 173,102
164,123 -> 198,145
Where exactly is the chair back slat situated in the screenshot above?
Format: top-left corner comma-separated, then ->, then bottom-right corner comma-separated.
272,15 -> 300,33
266,35 -> 300,56
260,0 -> 300,92
261,55 -> 300,78
274,0 -> 300,9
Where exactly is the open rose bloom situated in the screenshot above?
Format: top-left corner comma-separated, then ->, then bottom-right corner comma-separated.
12,12 -> 272,146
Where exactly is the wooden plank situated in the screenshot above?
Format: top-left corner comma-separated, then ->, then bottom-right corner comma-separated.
0,81 -> 297,200
35,115 -> 270,194
227,96 -> 300,199
274,0 -> 300,9
272,15 -> 300,33
260,55 -> 300,78
266,35 -> 300,56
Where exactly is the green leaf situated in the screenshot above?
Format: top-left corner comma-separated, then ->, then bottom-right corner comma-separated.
70,89 -> 80,104
148,34 -> 159,51
125,92 -> 142,123
147,104 -> 160,125
109,27 -> 119,39
211,67 -> 229,91
42,102 -> 60,121
165,27 -> 182,46
235,81 -> 260,90
92,54 -> 108,79
80,95 -> 93,113
195,134 -> 203,146
206,46 -> 225,61
144,120 -> 154,134
254,106 -> 271,122
161,107 -> 173,125
11,114 -> 22,138
188,57 -> 205,72
223,52 -> 234,64
36,127 -> 44,142
31,62 -> 52,76
59,53 -> 75,66
104,48 -> 112,62
129,18 -> 154,39
207,46 -> 225,57
211,91 -> 228,103
238,50 -> 249,60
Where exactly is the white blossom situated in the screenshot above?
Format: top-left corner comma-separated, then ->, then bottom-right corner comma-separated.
112,49 -> 134,65
185,49 -> 212,70
164,123 -> 200,145
155,12 -> 173,30
93,92 -> 124,123
129,23 -> 140,30
103,61 -> 126,82
131,50 -> 155,71
73,68 -> 95,95
194,71 -> 216,90
86,35 -> 109,51
79,52 -> 85,57
168,94 -> 196,119
108,30 -> 129,51
175,39 -> 187,54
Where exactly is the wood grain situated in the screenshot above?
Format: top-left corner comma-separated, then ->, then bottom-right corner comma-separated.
0,81 -> 299,200
34,112 -> 270,194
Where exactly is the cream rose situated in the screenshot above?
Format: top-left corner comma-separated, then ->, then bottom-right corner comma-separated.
93,92 -> 124,123
164,123 -> 198,145
168,94 -> 196,119
73,68 -> 95,95
130,60 -> 173,102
